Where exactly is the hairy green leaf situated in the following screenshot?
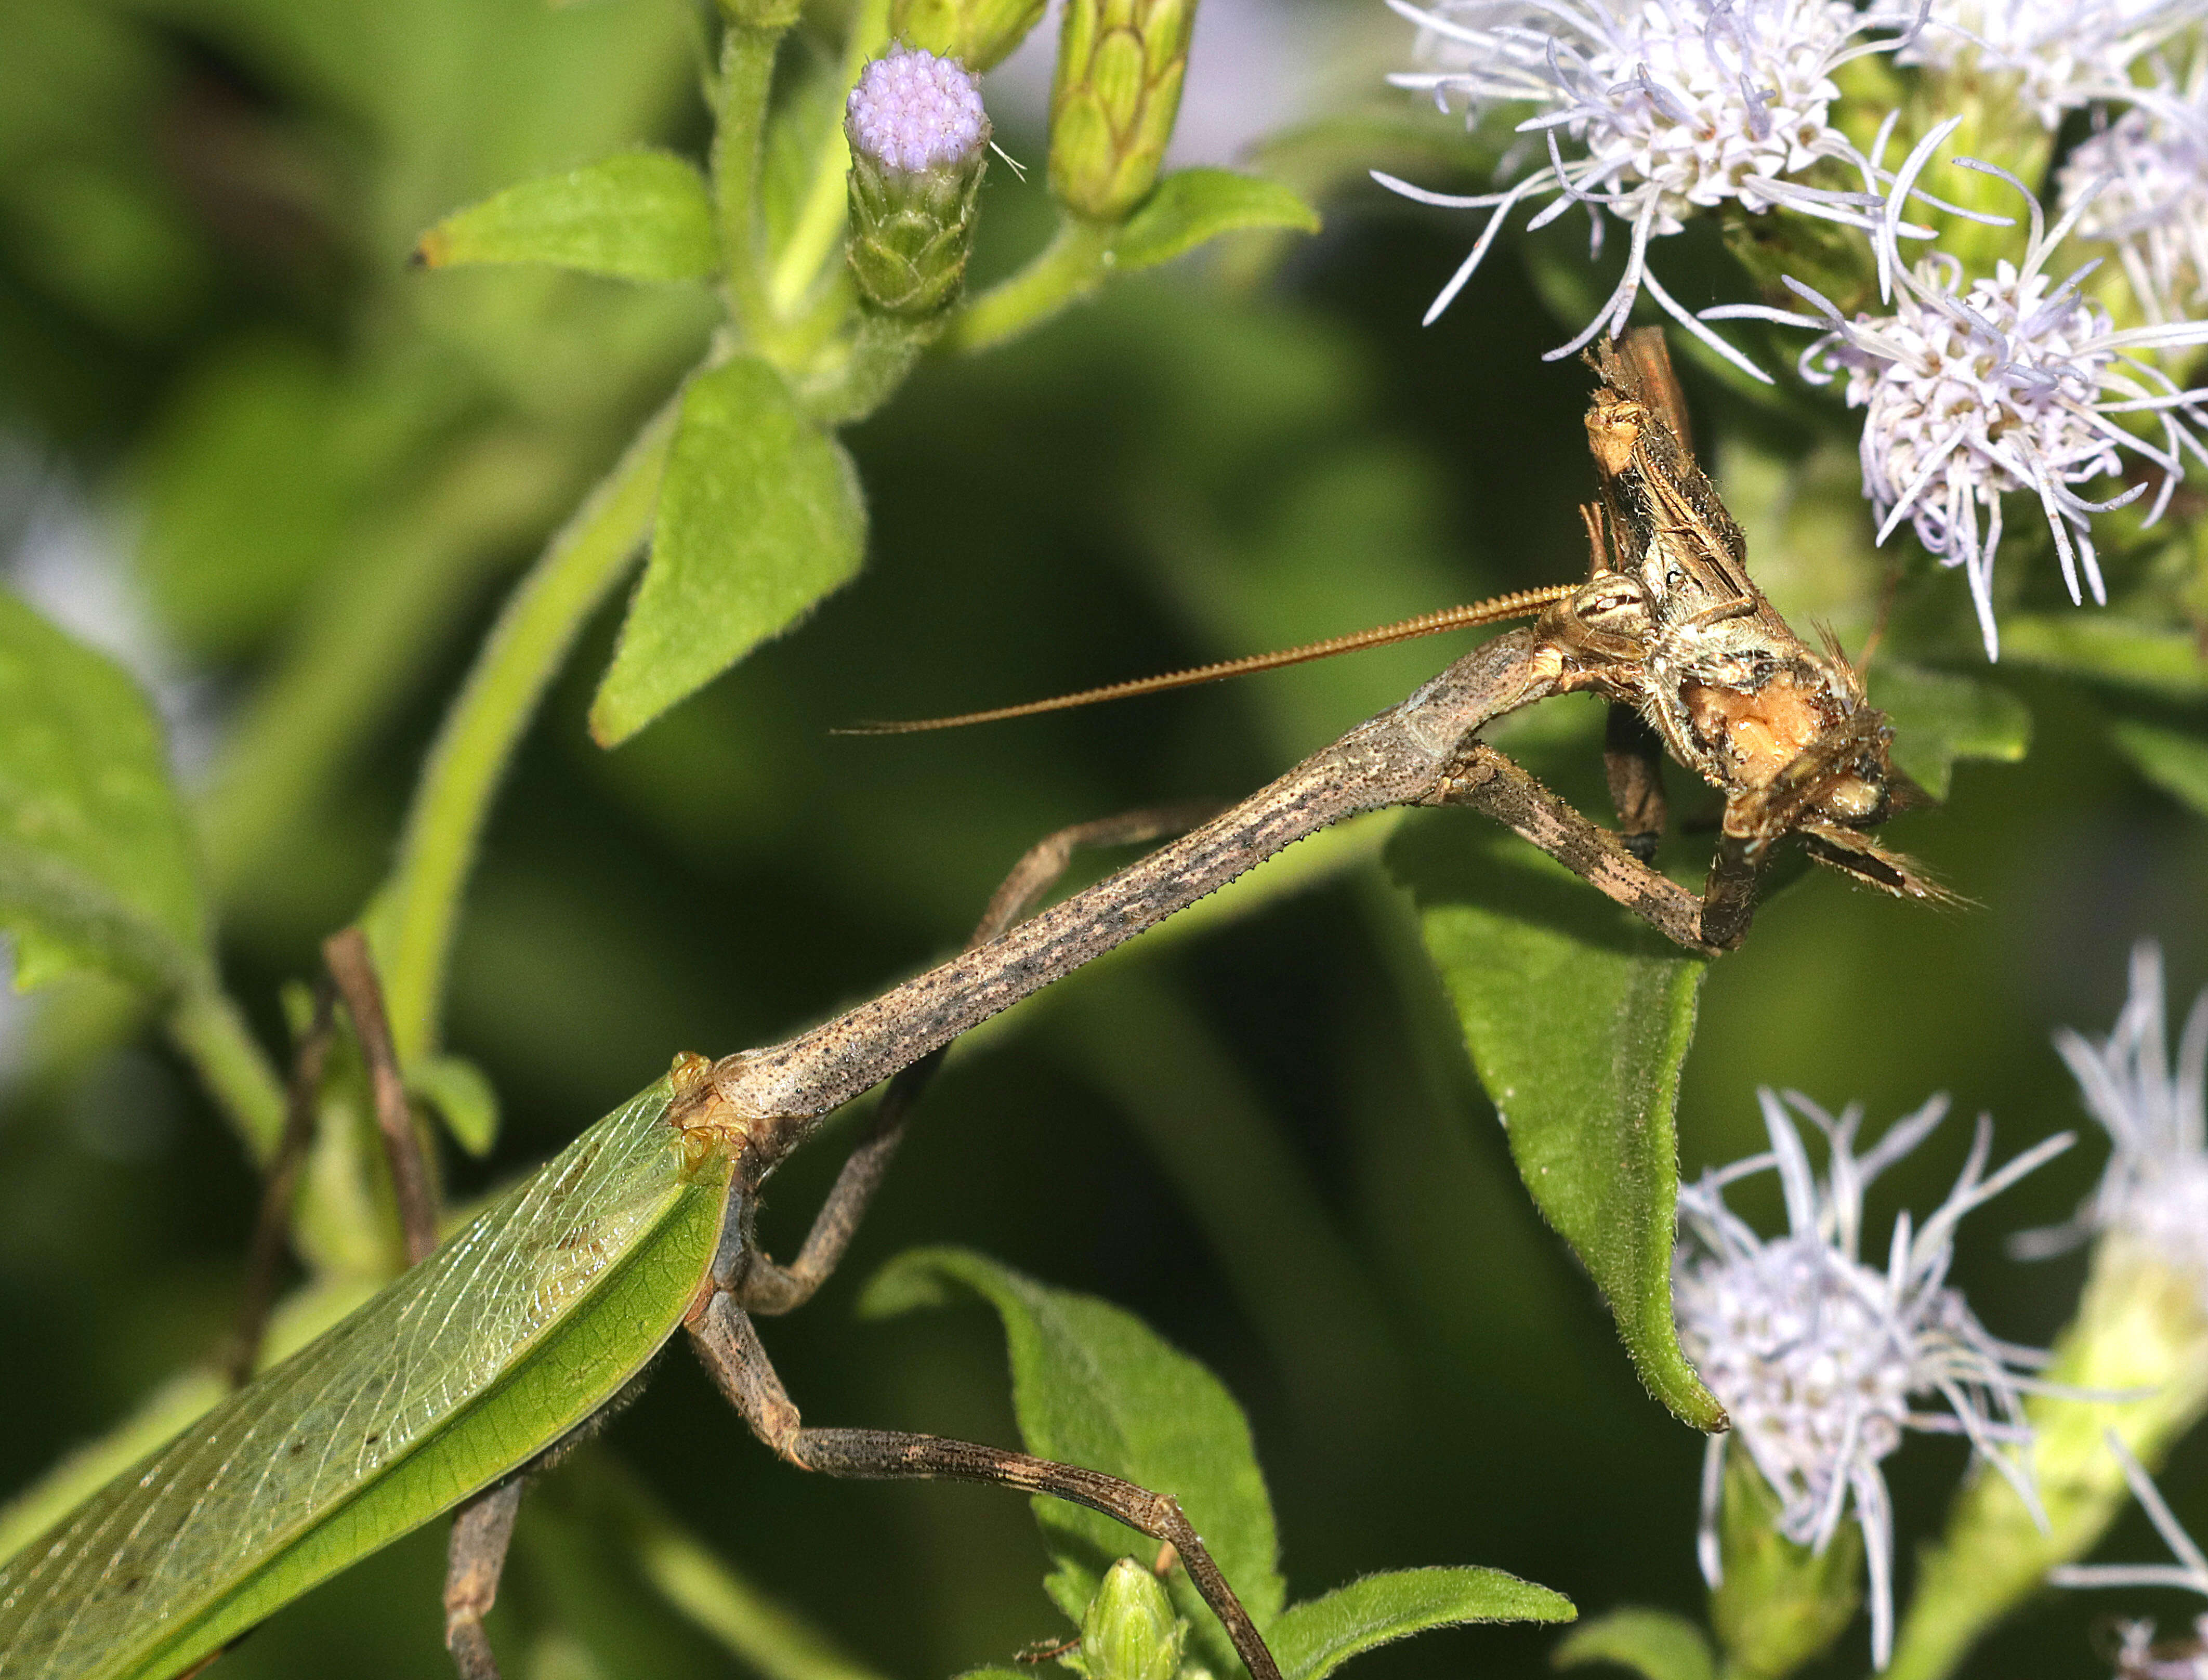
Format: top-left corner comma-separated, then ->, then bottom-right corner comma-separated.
1387,813 -> 1723,1430
1552,1608 -> 1715,1680
1111,169 -> 1320,274
1865,661 -> 2031,799
860,1247 -> 1284,1672
1271,1568 -> 1574,1680
590,357 -> 865,746
0,590 -> 207,993
414,150 -> 717,282
2109,717 -> 2208,818
1998,613 -> 2208,699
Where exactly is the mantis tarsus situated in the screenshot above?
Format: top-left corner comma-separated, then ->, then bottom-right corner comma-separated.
0,328 -> 1941,1680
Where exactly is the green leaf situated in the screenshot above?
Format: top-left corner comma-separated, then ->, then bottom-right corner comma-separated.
414,151 -> 717,282
1271,1568 -> 1574,1680
2109,717 -> 2208,818
1865,661 -> 2031,800
590,357 -> 866,746
1110,169 -> 1320,273
860,1247 -> 1284,1673
0,590 -> 207,994
1997,613 -> 2208,700
409,1053 -> 500,1157
1552,1608 -> 1715,1680
1386,813 -> 1724,1431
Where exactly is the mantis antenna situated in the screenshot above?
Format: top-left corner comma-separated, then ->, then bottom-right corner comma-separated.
841,583 -> 1579,733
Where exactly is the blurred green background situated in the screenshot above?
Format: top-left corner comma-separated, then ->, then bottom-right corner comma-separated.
3,0 -> 2206,1676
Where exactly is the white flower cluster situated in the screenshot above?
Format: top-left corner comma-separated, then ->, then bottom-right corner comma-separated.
1375,0 -> 1904,377
2057,55 -> 2208,326
1878,0 -> 2197,128
1675,1089 -> 2072,1668
2022,940 -> 2208,1289
1707,124 -> 2208,660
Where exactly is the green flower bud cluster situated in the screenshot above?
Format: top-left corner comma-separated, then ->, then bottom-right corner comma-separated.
844,46 -> 992,317
890,0 -> 1046,74
1047,0 -> 1193,223
1068,1558 -> 1192,1680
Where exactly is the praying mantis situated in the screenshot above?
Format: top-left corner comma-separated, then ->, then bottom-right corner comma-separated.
0,329 -> 1940,1680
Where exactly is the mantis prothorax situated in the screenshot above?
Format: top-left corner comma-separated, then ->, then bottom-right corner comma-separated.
1,329 -> 1943,1680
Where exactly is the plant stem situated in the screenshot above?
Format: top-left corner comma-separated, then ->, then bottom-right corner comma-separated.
802,311 -> 941,425
765,0 -> 893,321
166,980 -> 287,1164
713,21 -> 788,338
371,403 -> 679,1067
951,218 -> 1116,353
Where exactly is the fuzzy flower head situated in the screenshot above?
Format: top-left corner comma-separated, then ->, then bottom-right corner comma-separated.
2022,941 -> 2208,1290
2051,1434 -> 2208,1679
2056,57 -> 2208,326
846,45 -> 990,173
1878,0 -> 2194,129
1708,123 -> 2208,660
1376,0 -> 1909,380
1675,1090 -> 2073,1668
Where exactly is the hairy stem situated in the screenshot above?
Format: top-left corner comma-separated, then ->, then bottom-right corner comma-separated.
951,218 -> 1116,353
713,21 -> 789,337
371,403 -> 679,1066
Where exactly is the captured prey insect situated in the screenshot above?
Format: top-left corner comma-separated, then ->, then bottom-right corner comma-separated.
858,328 -> 1946,951
0,329 -> 1940,1680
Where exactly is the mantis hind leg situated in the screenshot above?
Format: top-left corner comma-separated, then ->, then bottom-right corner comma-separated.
688,1291 -> 1285,1680
443,1478 -> 526,1680
734,802 -> 1221,1316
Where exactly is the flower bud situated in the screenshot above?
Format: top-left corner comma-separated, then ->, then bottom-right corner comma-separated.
1047,0 -> 1192,222
1708,1447 -> 1862,1680
844,46 -> 991,316
891,0 -> 1046,74
1073,1558 -> 1187,1680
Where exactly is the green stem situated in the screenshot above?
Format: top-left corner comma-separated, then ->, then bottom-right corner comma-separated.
712,20 -> 790,338
801,311 -> 940,425
371,403 -> 679,1067
165,980 -> 287,1164
765,0 -> 894,321
950,217 -> 1116,352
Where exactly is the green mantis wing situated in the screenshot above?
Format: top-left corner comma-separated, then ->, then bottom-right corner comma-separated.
0,1073 -> 737,1680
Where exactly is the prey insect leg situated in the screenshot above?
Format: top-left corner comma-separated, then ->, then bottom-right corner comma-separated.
689,1291 -> 1286,1680
735,804 -> 1221,1316
1601,704 -> 1667,863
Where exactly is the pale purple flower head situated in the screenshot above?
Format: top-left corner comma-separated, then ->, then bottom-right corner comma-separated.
847,45 -> 989,173
1675,1090 -> 2072,1669
1873,0 -> 2195,129
2057,56 -> 2208,326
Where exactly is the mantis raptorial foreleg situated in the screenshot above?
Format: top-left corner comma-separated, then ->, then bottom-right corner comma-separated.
737,803 -> 1220,1317
1428,742 -> 1729,953
687,1293 -> 1285,1680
